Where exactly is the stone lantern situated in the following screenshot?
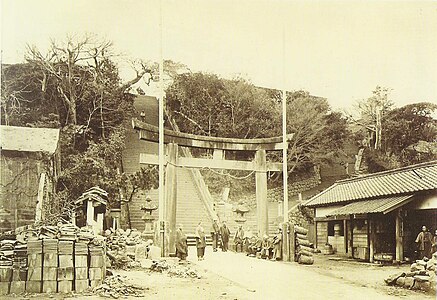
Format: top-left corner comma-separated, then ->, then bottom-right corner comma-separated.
141,195 -> 157,240
233,204 -> 249,224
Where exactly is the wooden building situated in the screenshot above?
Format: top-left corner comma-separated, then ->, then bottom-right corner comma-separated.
0,125 -> 60,231
304,160 -> 437,262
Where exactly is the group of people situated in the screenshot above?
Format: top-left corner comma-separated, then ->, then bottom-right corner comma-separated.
246,228 -> 283,260
174,219 -> 232,261
415,225 -> 437,259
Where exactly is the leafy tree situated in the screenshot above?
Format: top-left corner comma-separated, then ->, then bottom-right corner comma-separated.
283,91 -> 349,177
382,102 -> 437,164
1,35 -> 157,219
166,72 -> 278,138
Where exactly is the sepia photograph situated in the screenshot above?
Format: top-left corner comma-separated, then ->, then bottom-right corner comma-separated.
0,0 -> 436,299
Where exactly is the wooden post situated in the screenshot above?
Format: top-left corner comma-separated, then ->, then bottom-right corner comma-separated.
282,222 -> 290,262
349,216 -> 354,258
369,218 -> 375,263
343,219 -> 348,254
86,200 -> 94,227
165,143 -> 178,255
289,224 -> 296,262
255,150 -> 268,237
395,210 -> 404,262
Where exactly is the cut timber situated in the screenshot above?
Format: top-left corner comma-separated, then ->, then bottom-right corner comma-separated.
57,267 -> 74,280
58,280 -> 73,293
88,268 -> 103,280
9,281 -> 25,294
42,281 -> 57,293
42,267 -> 57,281
25,281 -> 42,293
0,267 -> 12,282
75,267 -> 88,280
59,255 -> 74,268
0,282 -> 10,295
89,256 -> 104,268
90,279 -> 102,288
75,280 -> 89,292
43,252 -> 58,267
27,253 -> 42,268
27,267 -> 42,281
75,255 -> 88,268
296,233 -> 308,240
298,249 -> 313,257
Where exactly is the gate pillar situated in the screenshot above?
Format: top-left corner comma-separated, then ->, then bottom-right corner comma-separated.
255,149 -> 268,237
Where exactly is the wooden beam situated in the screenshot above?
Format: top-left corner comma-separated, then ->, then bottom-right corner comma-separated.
395,210 -> 404,262
139,153 -> 283,172
133,119 -> 293,151
165,144 -> 178,255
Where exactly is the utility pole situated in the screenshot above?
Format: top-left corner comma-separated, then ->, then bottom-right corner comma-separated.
158,0 -> 165,257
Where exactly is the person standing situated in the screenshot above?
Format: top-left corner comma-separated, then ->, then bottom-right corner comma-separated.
432,229 -> 437,254
196,221 -> 206,260
234,225 -> 245,252
176,224 -> 188,261
272,227 -> 283,261
220,221 -> 231,252
415,225 -> 433,259
211,219 -> 220,252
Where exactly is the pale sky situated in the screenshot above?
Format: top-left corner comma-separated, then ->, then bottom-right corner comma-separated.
1,0 -> 437,110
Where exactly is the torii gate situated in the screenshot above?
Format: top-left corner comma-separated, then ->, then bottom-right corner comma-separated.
133,119 -> 293,255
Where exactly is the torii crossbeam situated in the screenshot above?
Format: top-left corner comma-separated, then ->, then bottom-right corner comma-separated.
133,119 -> 293,255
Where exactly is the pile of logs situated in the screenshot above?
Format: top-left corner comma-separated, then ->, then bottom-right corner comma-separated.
385,252 -> 436,293
294,225 -> 314,265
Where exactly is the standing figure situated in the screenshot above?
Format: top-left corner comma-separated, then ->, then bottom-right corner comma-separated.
211,219 -> 220,252
196,221 -> 206,260
432,229 -> 437,254
272,227 -> 283,260
176,224 -> 188,261
234,225 -> 245,252
415,225 -> 433,259
220,221 -> 231,252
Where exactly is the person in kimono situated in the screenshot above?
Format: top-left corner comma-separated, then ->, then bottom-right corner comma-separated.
196,221 -> 206,260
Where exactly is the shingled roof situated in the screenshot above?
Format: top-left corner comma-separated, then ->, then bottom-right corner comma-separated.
304,160 -> 437,207
0,125 -> 60,154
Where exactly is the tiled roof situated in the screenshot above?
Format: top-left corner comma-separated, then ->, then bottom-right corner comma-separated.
325,194 -> 414,216
0,125 -> 60,154
304,161 -> 437,207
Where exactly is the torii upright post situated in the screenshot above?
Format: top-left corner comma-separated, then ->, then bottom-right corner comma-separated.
255,149 -> 268,237
165,143 -> 178,255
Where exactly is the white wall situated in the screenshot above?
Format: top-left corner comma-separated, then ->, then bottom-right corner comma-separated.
315,205 -> 344,218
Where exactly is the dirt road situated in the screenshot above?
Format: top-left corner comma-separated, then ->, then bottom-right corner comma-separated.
187,247 -> 435,300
